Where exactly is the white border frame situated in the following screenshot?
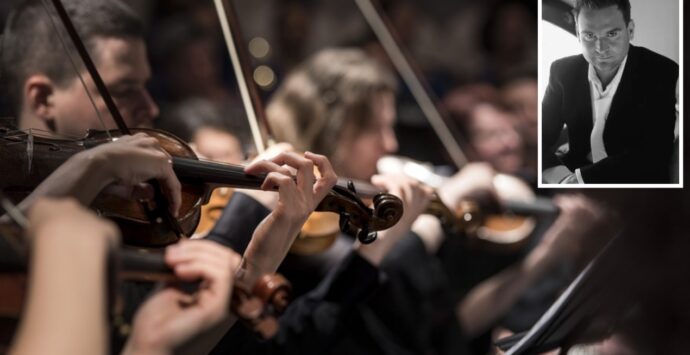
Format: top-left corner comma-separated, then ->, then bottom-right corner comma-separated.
537,0 -> 683,189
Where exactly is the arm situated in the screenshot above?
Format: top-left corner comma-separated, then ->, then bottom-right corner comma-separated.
542,61 -> 568,173
10,198 -> 120,355
541,60 -> 578,184
121,240 -> 240,355
16,133 -> 181,216
203,143 -> 295,252
174,151 -> 338,354
226,251 -> 381,354
457,194 -> 615,337
578,63 -> 678,183
206,174 -> 437,355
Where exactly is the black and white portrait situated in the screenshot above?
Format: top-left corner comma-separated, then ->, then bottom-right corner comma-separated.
539,0 -> 681,186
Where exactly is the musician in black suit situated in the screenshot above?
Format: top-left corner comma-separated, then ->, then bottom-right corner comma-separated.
542,0 -> 678,184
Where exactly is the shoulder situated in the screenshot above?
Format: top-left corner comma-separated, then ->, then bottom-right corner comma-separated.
549,54 -> 587,85
551,53 -> 587,72
630,45 -> 678,76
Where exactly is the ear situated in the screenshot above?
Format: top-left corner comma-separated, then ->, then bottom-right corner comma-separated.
628,19 -> 635,41
24,75 -> 57,127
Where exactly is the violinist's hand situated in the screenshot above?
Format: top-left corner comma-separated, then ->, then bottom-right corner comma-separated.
20,133 -> 182,217
123,240 -> 240,355
240,151 -> 337,284
236,142 -> 295,210
11,198 -> 119,355
437,163 -> 498,209
356,174 -> 434,266
92,133 -> 182,216
531,194 -> 613,270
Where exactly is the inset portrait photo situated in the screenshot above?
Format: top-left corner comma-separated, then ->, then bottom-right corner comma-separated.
539,0 -> 682,187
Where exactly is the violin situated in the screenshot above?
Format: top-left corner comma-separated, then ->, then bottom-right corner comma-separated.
194,187 -> 234,237
0,128 -> 404,247
377,155 -> 559,252
0,221 -> 291,341
293,153 -> 561,254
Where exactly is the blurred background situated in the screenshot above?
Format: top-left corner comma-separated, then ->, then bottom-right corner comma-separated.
0,0 -> 539,182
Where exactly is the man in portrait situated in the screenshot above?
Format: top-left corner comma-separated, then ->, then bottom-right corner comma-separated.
541,0 -> 678,184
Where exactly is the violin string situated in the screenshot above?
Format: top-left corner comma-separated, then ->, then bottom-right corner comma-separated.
0,128 -> 81,148
0,192 -> 30,259
39,0 -> 112,140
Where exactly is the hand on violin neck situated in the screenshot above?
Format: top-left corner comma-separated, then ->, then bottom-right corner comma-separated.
241,151 -> 337,276
244,151 -> 337,223
233,143 -> 296,210
438,163 -> 498,209
125,240 -> 240,355
85,133 -> 182,217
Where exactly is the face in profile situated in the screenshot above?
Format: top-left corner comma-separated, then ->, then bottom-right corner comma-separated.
335,91 -> 399,181
48,37 -> 159,136
576,5 -> 633,78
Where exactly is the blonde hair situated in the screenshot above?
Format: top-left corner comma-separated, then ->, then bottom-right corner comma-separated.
267,48 -> 396,158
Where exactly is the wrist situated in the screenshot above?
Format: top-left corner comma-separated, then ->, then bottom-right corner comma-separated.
267,208 -> 307,243
74,148 -> 116,195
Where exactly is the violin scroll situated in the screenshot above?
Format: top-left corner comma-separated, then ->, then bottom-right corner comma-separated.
232,274 -> 292,339
316,183 -> 403,245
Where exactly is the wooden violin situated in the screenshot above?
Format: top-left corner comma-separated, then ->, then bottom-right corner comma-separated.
377,155 -> 559,252
0,221 -> 291,343
0,128 -> 404,247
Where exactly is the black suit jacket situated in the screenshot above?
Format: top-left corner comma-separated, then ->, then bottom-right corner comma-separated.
542,45 -> 678,183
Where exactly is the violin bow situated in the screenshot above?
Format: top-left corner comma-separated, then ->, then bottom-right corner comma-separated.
353,0 -> 468,169
44,0 -> 186,238
0,191 -> 29,257
213,0 -> 273,154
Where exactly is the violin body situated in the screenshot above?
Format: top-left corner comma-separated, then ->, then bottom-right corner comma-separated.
0,128 -> 404,248
0,128 -> 208,246
377,155 -> 559,253
0,220 -> 293,344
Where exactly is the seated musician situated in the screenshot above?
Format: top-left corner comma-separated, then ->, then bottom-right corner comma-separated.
206,47 -> 615,354
0,1 -> 348,352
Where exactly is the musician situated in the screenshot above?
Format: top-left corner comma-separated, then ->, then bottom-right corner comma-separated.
541,0 -> 678,184
9,198 -> 240,355
225,47 -> 614,354
1,1 -> 344,353
444,91 -> 527,178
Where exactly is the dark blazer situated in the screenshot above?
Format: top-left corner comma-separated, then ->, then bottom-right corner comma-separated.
542,45 -> 678,183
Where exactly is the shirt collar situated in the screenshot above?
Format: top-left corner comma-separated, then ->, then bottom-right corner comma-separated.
588,55 -> 628,96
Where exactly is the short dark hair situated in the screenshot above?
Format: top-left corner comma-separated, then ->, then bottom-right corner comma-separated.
1,0 -> 143,116
574,0 -> 631,25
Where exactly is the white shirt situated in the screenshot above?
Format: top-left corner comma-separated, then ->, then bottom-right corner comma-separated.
574,55 -> 628,183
